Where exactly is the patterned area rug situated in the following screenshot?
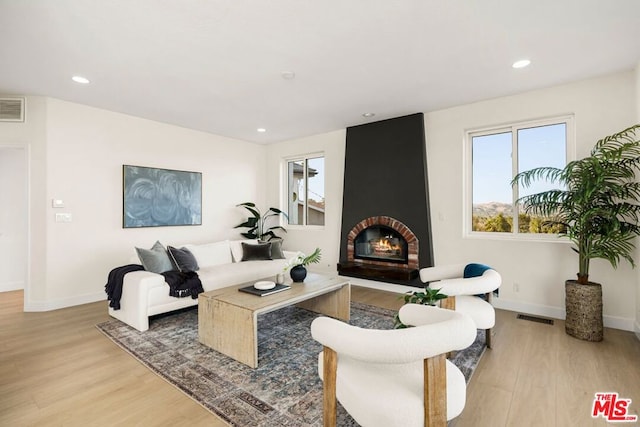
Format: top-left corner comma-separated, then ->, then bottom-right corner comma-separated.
96,302 -> 485,426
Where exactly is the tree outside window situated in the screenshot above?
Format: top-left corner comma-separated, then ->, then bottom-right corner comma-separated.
468,117 -> 572,236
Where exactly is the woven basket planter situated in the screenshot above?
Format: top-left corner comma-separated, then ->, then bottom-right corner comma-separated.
565,280 -> 603,342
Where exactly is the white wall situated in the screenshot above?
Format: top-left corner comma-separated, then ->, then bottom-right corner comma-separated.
425,71 -> 638,329
636,63 -> 640,339
0,147 -> 27,291
266,130 -> 346,273
0,97 -> 266,310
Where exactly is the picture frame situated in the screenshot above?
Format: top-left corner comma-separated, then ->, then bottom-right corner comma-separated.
123,165 -> 202,228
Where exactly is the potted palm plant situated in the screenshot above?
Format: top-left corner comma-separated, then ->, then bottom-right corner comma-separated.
512,124 -> 640,341
234,202 -> 288,241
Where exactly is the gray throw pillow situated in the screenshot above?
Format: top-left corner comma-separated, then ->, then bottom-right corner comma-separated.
136,241 -> 174,273
167,246 -> 199,272
241,242 -> 272,261
269,239 -> 286,259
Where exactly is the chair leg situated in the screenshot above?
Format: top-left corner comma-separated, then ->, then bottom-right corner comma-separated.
485,328 -> 492,349
323,346 -> 338,427
440,295 -> 456,311
424,354 -> 447,427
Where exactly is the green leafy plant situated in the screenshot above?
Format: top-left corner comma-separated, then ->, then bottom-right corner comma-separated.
234,202 -> 288,241
393,288 -> 448,329
284,248 -> 322,271
511,124 -> 640,284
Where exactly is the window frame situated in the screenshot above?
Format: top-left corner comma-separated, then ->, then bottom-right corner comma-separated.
282,152 -> 325,229
463,115 -> 575,241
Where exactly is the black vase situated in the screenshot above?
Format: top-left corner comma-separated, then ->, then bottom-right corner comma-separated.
290,265 -> 307,282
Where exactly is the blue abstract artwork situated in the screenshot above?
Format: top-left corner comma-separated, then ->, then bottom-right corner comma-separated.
123,165 -> 202,228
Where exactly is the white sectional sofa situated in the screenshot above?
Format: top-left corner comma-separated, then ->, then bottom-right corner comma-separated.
109,239 -> 296,332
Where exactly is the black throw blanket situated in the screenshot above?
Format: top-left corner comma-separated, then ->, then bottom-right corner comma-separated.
162,270 -> 204,299
105,265 -> 204,311
105,264 -> 145,310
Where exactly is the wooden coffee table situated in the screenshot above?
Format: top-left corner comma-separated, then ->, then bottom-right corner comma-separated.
198,273 -> 350,368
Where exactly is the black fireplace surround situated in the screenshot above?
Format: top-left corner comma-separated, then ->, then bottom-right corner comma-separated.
338,113 -> 434,287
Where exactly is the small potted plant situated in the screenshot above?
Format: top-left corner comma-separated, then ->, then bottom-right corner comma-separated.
394,288 -> 448,329
284,248 -> 322,282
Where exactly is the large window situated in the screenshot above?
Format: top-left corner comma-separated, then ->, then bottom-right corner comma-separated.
466,116 -> 573,237
286,155 -> 325,226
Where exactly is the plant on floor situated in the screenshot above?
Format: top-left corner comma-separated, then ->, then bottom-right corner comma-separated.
511,124 -> 640,341
234,202 -> 289,241
393,287 -> 448,329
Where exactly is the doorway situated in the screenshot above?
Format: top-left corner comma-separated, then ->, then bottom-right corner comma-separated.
0,146 -> 28,293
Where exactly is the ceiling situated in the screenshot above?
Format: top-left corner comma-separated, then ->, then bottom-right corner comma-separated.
1,1 -> 639,144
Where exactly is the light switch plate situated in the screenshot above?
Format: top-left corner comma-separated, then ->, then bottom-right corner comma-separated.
52,199 -> 65,208
55,213 -> 72,223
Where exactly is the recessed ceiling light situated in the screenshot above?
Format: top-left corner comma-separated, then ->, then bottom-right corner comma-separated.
257,128 -> 267,133
71,75 -> 90,84
362,112 -> 375,118
512,59 -> 531,69
281,71 -> 295,80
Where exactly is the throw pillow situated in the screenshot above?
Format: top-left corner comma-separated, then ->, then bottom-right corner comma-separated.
241,242 -> 272,261
135,241 -> 174,273
167,246 -> 199,272
269,239 -> 286,259
463,263 -> 492,278
229,239 -> 258,262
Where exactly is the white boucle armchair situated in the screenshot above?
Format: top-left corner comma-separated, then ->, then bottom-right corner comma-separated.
310,304 -> 476,427
419,263 -> 502,348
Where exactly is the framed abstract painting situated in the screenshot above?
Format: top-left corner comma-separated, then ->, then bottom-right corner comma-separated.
123,165 -> 202,228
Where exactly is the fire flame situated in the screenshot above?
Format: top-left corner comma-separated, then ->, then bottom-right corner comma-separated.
372,238 -> 401,254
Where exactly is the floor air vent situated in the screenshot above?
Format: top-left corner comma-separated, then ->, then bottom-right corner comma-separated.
517,314 -> 554,325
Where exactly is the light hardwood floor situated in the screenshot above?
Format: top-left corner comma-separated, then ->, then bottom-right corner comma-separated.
1,287 -> 639,426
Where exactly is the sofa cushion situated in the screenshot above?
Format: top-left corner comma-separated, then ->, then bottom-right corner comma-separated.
241,242 -> 272,261
197,258 -> 292,292
184,240 -> 232,269
136,241 -> 174,273
167,246 -> 199,272
229,239 -> 258,262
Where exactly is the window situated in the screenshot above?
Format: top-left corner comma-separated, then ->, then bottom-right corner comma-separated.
465,116 -> 574,237
286,155 -> 325,226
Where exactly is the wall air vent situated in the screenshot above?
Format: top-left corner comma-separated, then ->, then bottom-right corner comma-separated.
0,97 -> 25,122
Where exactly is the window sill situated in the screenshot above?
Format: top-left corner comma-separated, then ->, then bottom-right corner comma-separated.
463,231 -> 571,244
286,225 -> 326,231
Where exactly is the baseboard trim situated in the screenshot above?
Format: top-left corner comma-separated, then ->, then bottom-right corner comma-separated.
0,281 -> 25,292
493,298 -> 635,332
635,320 -> 640,342
24,291 -> 105,312
493,298 -> 564,320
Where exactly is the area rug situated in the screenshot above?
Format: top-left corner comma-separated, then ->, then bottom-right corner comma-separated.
96,302 -> 485,426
